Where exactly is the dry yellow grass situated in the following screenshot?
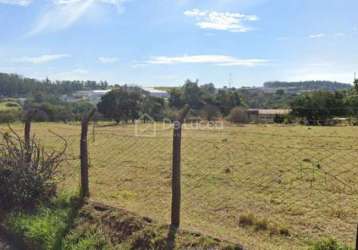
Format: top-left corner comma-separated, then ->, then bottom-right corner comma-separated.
2,122 -> 358,249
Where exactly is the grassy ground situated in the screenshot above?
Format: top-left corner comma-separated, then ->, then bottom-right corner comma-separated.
62,200 -> 243,250
3,192 -> 77,250
1,122 -> 358,249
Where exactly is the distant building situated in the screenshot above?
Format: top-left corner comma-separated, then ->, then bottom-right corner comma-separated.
247,109 -> 291,123
142,87 -> 169,98
62,89 -> 111,104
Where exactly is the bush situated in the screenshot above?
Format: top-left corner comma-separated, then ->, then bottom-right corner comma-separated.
227,107 -> 249,123
0,128 -> 67,210
273,115 -> 285,124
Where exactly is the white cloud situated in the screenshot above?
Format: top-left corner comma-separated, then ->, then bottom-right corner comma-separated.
13,54 -> 71,64
98,57 -> 119,64
334,32 -> 345,37
148,55 -> 268,67
0,0 -> 31,6
48,68 -> 89,81
309,33 -> 325,39
29,0 -> 127,35
184,9 -> 258,32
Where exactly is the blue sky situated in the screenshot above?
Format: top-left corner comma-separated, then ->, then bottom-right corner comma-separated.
0,0 -> 357,87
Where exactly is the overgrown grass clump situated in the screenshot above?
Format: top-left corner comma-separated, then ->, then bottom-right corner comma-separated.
5,192 -> 77,250
239,214 -> 290,237
309,238 -> 352,250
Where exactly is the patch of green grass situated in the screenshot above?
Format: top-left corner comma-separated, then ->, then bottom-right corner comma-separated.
5,191 -> 78,250
309,238 -> 353,250
63,227 -> 110,250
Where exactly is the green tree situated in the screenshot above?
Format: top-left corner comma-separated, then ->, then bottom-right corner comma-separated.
182,79 -> 203,109
215,89 -> 242,116
141,96 -> 165,121
290,91 -> 346,125
97,87 -> 143,123
354,78 -> 358,93
168,88 -> 184,109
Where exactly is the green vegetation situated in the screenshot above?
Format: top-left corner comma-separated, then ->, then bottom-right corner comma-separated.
309,238 -> 352,250
0,127 -> 66,210
264,81 -> 351,92
0,72 -> 108,97
97,80 -> 244,123
0,100 -> 22,123
5,192 -> 77,250
0,100 -> 21,111
62,201 -> 242,250
290,89 -> 358,124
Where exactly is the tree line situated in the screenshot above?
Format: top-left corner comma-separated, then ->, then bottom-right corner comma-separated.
0,72 -> 108,97
96,80 -> 243,123
264,80 -> 351,92
290,85 -> 358,125
2,71 -> 358,126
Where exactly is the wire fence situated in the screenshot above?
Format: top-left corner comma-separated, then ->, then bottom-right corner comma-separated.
61,123 -> 358,247
5,121 -> 358,248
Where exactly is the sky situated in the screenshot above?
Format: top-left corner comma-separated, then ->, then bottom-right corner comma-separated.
0,0 -> 357,87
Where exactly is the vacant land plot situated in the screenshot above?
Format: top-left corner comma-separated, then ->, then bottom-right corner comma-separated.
2,122 -> 358,249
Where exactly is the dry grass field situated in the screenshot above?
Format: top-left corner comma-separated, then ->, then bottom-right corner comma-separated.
2,122 -> 358,249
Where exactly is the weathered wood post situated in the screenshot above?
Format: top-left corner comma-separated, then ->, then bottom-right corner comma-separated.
80,109 -> 96,198
356,224 -> 358,250
171,105 -> 190,228
24,110 -> 35,165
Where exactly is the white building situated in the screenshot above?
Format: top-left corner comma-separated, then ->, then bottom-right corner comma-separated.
142,87 -> 169,98
62,89 -> 111,104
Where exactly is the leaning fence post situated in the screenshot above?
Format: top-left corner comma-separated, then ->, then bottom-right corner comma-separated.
171,105 -> 190,228
80,109 -> 96,198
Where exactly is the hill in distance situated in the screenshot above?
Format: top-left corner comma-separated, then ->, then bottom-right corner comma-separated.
262,80 -> 352,93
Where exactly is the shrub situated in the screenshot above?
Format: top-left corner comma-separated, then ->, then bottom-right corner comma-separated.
0,128 -> 67,210
227,107 -> 249,123
273,114 -> 285,124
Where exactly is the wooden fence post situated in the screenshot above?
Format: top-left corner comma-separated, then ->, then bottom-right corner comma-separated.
356,224 -> 358,250
24,110 -> 35,165
80,109 -> 96,198
171,105 -> 190,228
